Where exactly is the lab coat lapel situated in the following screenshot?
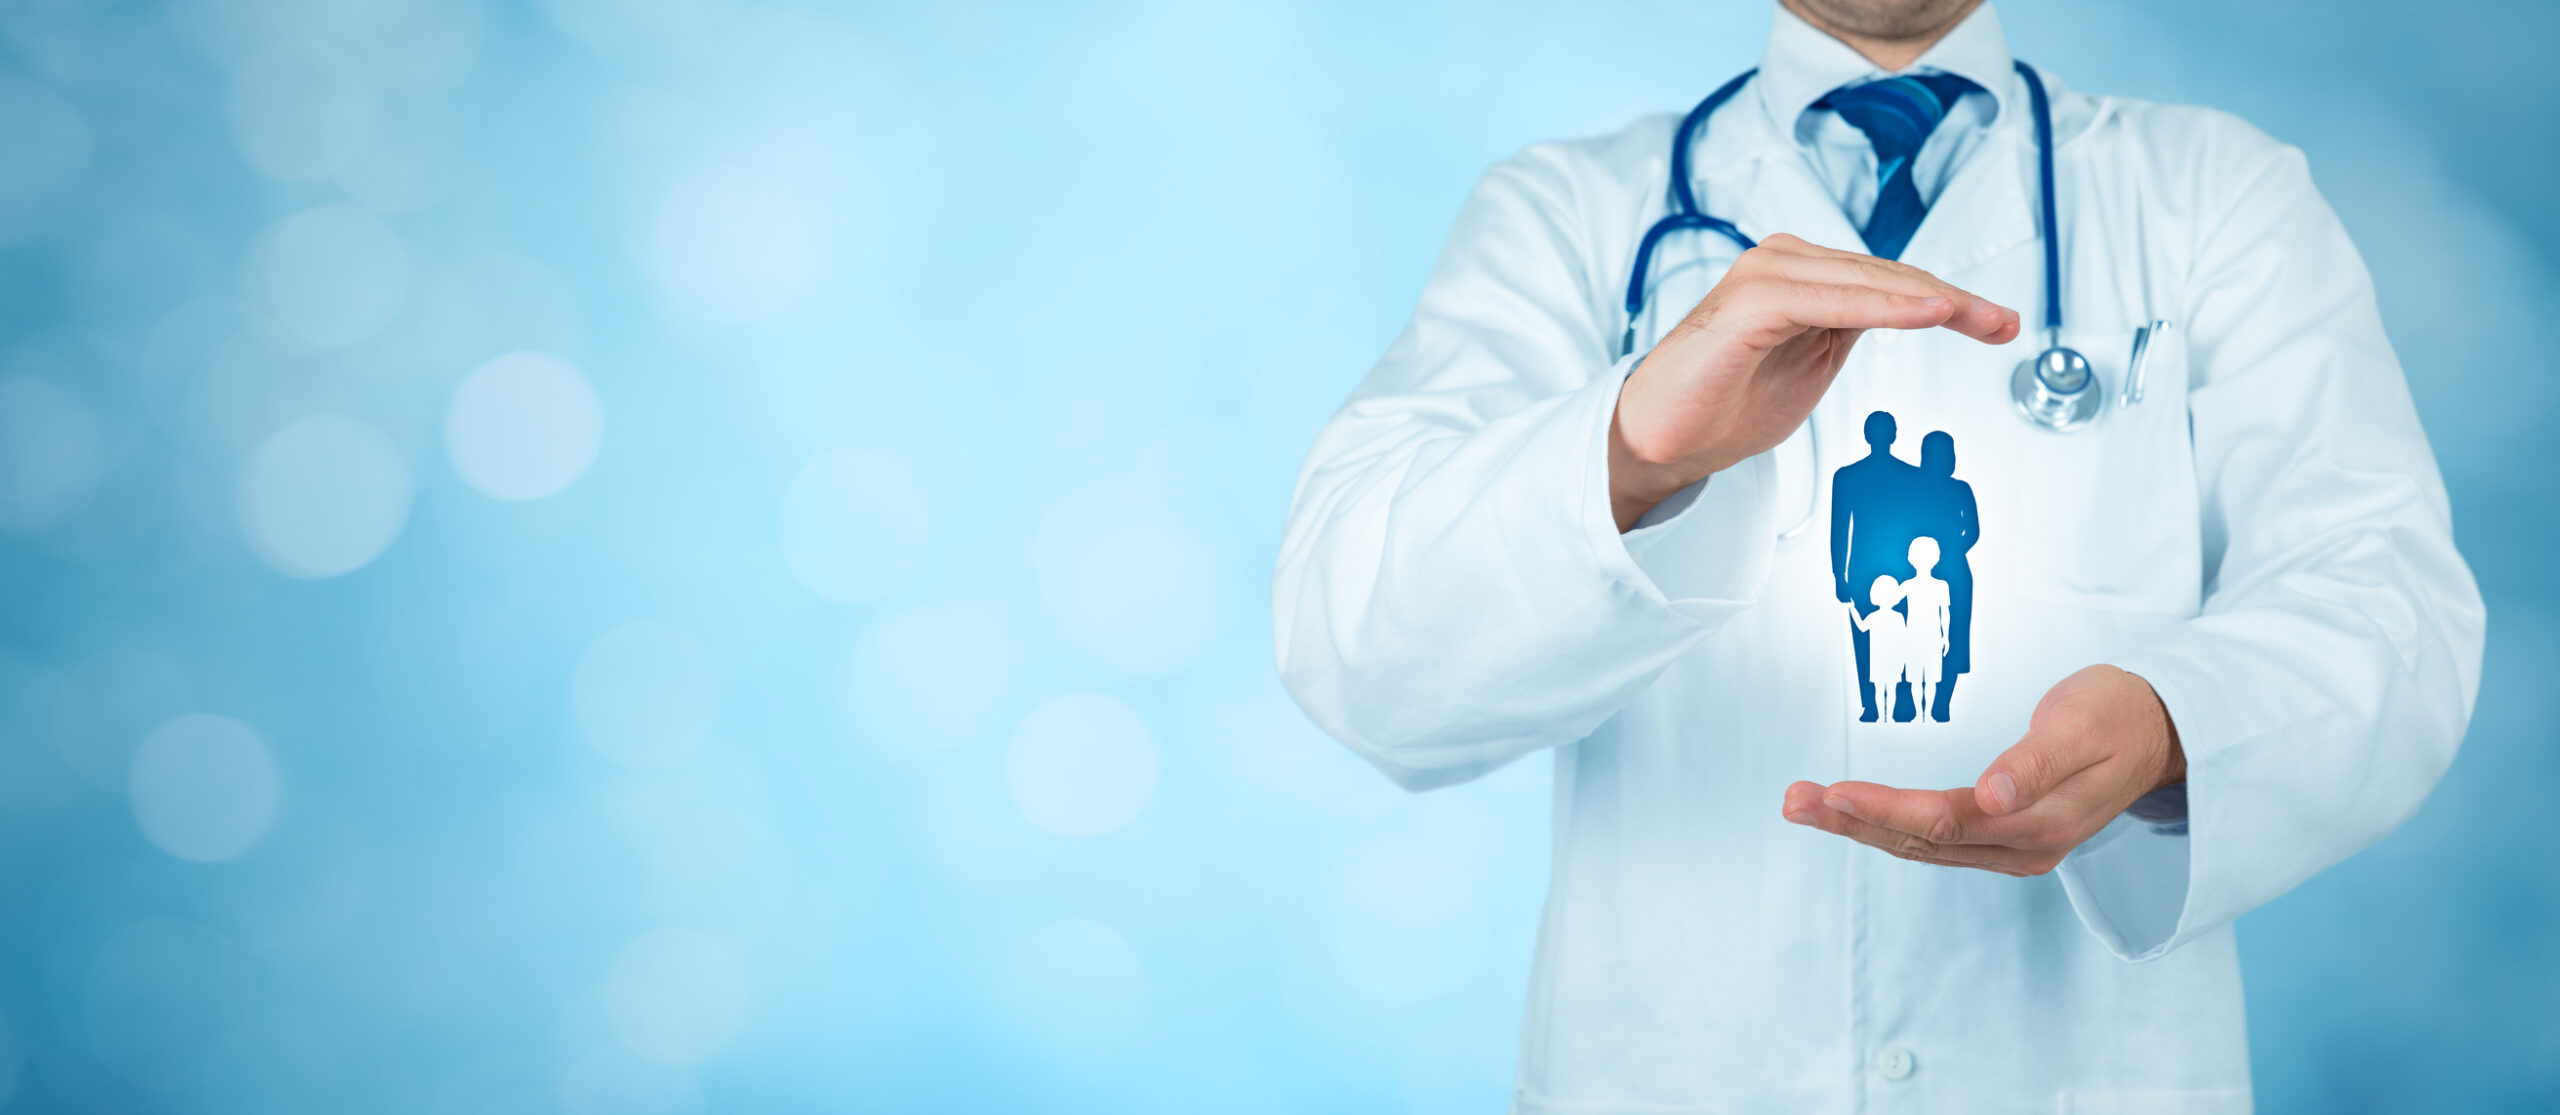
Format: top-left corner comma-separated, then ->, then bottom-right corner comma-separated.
1738,154 -> 1865,257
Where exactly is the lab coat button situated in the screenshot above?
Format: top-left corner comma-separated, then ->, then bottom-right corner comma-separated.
1874,1045 -> 1915,1081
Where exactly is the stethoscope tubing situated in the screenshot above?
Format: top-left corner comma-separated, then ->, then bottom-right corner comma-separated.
1625,62 -> 2061,349
1622,59 -> 2080,539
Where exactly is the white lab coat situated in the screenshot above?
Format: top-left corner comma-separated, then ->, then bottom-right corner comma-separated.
1272,10 -> 2485,1113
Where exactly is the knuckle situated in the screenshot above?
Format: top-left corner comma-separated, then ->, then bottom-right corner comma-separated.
1923,815 -> 1965,847
2051,706 -> 2098,740
1891,834 -> 1938,860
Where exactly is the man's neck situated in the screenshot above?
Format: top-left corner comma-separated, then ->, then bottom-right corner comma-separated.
1778,0 -> 1980,71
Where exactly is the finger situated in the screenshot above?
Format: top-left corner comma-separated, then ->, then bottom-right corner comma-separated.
1818,781 -> 2004,847
1782,786 -> 2054,875
1975,713 -> 2113,816
1764,253 -> 1953,299
1761,254 -> 2019,341
1751,231 -> 1878,261
1745,235 -> 2018,341
1729,280 -> 1960,339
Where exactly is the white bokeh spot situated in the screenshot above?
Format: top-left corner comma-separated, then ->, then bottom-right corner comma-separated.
262,204 -> 411,348
227,42 -> 376,181
444,350 -> 604,500
779,449 -> 928,604
235,414 -> 413,579
646,164 -> 818,324
1004,693 -> 1157,838
0,374 -> 105,533
1034,483 -> 1230,679
848,602 -> 1015,756
573,622 -> 721,769
127,714 -> 282,862
602,927 -> 748,1065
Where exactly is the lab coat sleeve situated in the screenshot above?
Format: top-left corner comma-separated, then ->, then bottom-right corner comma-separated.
2057,129 -> 2487,961
1272,147 -> 1778,791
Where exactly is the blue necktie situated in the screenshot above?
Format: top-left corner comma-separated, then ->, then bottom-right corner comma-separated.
1813,73 -> 1980,261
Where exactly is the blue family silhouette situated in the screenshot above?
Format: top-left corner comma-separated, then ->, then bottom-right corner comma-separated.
1829,411 -> 1978,723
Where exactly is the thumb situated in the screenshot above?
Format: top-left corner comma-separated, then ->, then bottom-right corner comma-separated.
1974,722 -> 2101,816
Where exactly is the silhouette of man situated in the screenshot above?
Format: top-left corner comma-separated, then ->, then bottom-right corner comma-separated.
1830,410 -> 1924,722
1915,431 -> 1978,722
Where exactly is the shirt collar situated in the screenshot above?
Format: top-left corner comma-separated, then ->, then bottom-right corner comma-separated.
1756,2 -> 2014,140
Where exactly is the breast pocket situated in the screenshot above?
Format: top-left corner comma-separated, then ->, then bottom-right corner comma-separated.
1994,323 -> 2202,616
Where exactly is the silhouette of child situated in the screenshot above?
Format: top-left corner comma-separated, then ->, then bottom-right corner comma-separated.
1844,574 -> 1906,723
1903,538 -> 1953,722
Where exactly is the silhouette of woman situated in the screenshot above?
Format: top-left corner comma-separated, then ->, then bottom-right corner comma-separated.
1917,431 -> 1977,722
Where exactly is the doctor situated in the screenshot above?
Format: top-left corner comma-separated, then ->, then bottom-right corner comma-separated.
1273,0 -> 2485,1111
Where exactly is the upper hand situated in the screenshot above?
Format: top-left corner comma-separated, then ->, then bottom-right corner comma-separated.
1779,665 -> 2185,876
1607,233 -> 2020,529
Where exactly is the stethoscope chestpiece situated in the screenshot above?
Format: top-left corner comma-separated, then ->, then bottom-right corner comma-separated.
2011,339 -> 2102,432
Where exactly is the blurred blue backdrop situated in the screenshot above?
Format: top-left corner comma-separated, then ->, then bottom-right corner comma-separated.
0,0 -> 2550,1111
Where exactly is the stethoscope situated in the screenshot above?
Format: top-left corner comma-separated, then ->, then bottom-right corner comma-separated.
1622,61 -> 2133,450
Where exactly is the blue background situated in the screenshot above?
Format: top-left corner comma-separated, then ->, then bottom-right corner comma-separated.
0,0 -> 2551,1111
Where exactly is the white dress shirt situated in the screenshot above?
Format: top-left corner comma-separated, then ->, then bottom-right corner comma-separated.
1768,3 -> 2006,231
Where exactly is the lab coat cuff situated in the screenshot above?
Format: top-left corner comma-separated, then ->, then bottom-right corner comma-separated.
1590,356 -> 1777,610
2055,651 -> 2233,962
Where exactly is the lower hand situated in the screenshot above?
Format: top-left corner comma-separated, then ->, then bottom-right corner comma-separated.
1780,665 -> 2185,876
1608,234 -> 2019,530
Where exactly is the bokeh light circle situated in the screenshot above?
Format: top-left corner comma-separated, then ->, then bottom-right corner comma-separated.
779,450 -> 928,604
573,622 -> 721,769
990,918 -> 1150,1054
261,204 -> 411,348
0,373 -> 105,533
1034,484 -> 1231,679
0,77 -> 91,243
236,414 -> 412,578
645,165 -> 818,324
227,43 -> 376,181
236,414 -> 413,578
444,350 -> 604,500
1004,693 -> 1157,838
847,602 -> 1015,756
602,927 -> 748,1065
128,714 -> 282,862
